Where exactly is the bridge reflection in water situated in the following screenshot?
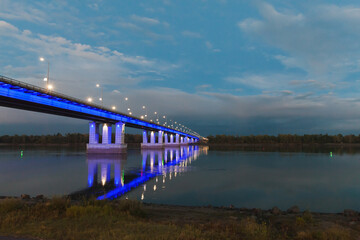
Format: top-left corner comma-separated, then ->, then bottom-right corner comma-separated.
79,146 -> 208,200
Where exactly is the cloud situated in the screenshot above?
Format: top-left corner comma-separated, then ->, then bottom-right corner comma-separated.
131,15 -> 160,25
0,20 -> 19,33
117,16 -> 173,41
238,2 -> 360,77
182,31 -> 202,38
205,41 -> 221,52
117,22 -> 143,31
0,0 -> 47,23
0,20 -> 177,100
88,3 -> 99,10
196,84 -> 211,89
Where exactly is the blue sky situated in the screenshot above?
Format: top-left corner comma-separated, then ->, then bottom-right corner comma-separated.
1,0 -> 360,136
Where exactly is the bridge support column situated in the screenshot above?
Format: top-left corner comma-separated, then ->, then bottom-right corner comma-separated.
180,136 -> 185,145
114,121 -> 127,150
170,134 -> 174,143
158,131 -> 163,144
141,131 -> 164,149
164,133 -> 168,144
87,122 -> 127,154
115,122 -> 125,144
102,123 -> 112,144
88,122 -> 100,144
176,134 -> 180,144
143,130 -> 148,144
164,133 -> 180,147
150,131 -> 155,144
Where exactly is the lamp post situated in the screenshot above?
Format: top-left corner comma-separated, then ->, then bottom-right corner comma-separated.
142,106 -> 147,119
124,97 -> 128,112
154,112 -> 159,124
39,57 -> 51,90
96,84 -> 103,107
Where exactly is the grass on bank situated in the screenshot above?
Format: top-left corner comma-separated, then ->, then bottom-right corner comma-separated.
0,197 -> 356,240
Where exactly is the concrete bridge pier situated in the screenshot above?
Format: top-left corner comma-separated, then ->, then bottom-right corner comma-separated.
180,136 -> 188,145
87,121 -> 127,154
141,130 -> 164,149
170,134 -> 174,143
164,133 -> 180,147
164,133 -> 168,144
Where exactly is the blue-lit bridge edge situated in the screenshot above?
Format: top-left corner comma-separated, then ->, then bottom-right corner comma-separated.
0,75 -> 202,152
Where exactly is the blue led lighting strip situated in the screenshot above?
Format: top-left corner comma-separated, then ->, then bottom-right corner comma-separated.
0,75 -> 199,139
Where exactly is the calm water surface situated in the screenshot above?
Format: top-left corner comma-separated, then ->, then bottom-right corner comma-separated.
1,145 -> 360,212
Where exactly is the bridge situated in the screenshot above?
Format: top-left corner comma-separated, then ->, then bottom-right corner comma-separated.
0,75 -> 201,153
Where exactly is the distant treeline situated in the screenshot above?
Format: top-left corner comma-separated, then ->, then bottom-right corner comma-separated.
207,134 -> 360,144
0,133 -> 143,144
4,133 -> 360,145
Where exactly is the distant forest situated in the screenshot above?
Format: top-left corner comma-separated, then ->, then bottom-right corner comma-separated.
1,133 -> 360,145
207,134 -> 360,144
0,133 -> 143,144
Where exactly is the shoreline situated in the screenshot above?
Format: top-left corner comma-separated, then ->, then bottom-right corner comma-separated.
0,196 -> 359,239
1,194 -> 358,214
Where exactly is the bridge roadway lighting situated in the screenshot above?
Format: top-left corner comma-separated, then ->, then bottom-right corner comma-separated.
142,106 -> 147,119
39,57 -> 50,89
154,111 -> 159,121
96,84 -> 103,107
87,97 -> 93,103
112,106 -> 116,110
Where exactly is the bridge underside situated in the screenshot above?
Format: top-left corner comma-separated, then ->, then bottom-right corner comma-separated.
0,96 -> 158,131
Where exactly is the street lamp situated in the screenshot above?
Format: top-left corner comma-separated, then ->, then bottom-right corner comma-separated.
142,106 -> 147,119
112,106 -> 116,110
96,84 -> 103,106
154,112 -> 159,123
39,57 -> 50,90
87,97 -> 93,103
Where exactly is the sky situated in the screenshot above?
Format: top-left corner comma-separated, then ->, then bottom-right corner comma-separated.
1,0 -> 360,136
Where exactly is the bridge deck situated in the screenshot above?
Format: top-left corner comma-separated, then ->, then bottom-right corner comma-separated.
0,75 -> 199,138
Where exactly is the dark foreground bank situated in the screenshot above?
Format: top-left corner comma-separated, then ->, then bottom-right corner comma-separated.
0,197 -> 359,240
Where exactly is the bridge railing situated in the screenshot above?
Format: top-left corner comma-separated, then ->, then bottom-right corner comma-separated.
0,75 -> 200,138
